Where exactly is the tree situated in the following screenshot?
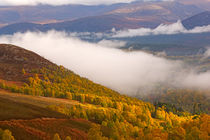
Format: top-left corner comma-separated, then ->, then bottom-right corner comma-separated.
22,68 -> 26,75
186,126 -> 200,140
169,127 -> 186,140
66,92 -> 72,100
65,136 -> 71,140
88,124 -> 107,140
0,128 -> 3,138
53,133 -> 61,140
2,129 -> 15,140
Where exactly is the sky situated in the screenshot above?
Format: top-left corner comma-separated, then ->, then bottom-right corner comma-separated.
0,0 -> 173,6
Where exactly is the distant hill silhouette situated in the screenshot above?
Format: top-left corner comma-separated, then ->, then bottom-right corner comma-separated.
0,1 -> 204,33
182,11 -> 210,29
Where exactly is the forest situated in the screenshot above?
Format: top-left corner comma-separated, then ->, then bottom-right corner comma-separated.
0,65 -> 209,140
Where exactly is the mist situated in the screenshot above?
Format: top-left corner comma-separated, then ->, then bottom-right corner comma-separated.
204,47 -> 210,58
113,20 -> 210,38
0,31 -> 210,95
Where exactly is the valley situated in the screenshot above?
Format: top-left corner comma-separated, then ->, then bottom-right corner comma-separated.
0,44 -> 209,140
0,0 -> 210,140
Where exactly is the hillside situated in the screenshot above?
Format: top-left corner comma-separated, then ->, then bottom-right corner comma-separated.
120,32 -> 210,56
0,23 -> 42,35
177,0 -> 210,11
43,1 -> 204,31
182,11 -> 210,29
0,44 -> 55,82
108,1 -> 203,25
0,89 -> 91,140
0,1 -> 203,26
0,1 -> 204,33
0,4 -> 124,25
0,44 -> 209,140
42,15 -> 141,32
0,15 -> 141,34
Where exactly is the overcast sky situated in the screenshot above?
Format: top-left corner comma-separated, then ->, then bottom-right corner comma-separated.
0,0 -> 173,6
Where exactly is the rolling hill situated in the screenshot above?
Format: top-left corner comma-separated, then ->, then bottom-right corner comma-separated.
0,4 -> 125,25
108,1 -> 203,26
0,1 -> 205,33
182,11 -> 210,29
177,0 -> 210,11
0,15 -> 141,34
0,90 -> 91,140
120,32 -> 210,56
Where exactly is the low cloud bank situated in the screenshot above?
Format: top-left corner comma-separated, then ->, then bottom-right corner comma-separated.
97,39 -> 126,48
204,47 -> 210,58
0,31 -> 210,94
113,21 -> 210,38
0,0 -> 172,6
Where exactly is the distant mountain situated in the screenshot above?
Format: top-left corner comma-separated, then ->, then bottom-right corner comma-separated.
182,11 -> 210,29
42,15 -> 141,32
108,1 -> 203,26
0,4 -> 125,25
0,15 -> 141,34
0,2 -> 205,34
120,32 -> 210,56
0,1 -> 204,33
0,23 -> 41,34
177,0 -> 210,11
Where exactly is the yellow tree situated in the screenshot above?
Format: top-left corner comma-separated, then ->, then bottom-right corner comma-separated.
88,124 -> 107,140
53,133 -> 61,140
65,136 -> 71,140
2,129 -> 15,140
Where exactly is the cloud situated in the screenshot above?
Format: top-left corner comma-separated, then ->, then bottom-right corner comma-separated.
204,47 -> 210,58
0,30 -> 210,95
0,0 -> 172,6
97,39 -> 126,48
113,20 -> 210,38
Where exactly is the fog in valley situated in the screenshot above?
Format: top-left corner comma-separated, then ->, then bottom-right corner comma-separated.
1,30 -> 210,95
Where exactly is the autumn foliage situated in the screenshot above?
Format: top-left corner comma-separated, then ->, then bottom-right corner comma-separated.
0,65 -> 209,140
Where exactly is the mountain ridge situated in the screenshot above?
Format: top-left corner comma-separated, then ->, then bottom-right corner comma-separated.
182,11 -> 210,29
0,1 -> 205,33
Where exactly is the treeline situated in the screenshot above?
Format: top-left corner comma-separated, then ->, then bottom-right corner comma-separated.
0,128 -> 72,140
140,88 -> 210,115
48,101 -> 210,140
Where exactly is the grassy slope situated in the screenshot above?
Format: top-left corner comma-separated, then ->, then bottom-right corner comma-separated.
0,90 -> 92,140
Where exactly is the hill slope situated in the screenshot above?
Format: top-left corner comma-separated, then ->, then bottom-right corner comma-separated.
0,90 -> 91,140
0,44 -> 209,140
182,11 -> 210,29
0,1 -> 204,33
0,44 -> 54,82
0,4 -> 124,25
